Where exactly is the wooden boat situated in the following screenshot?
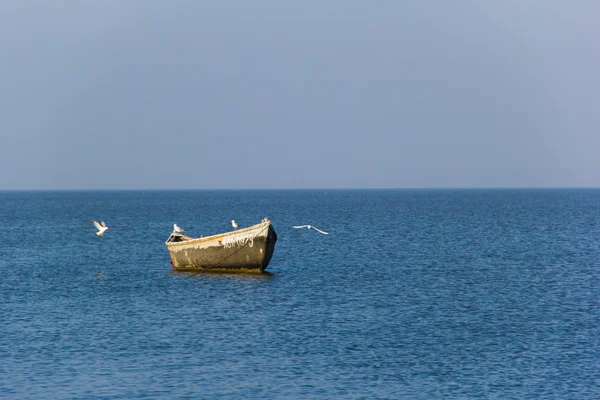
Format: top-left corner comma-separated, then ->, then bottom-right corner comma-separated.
165,218 -> 277,273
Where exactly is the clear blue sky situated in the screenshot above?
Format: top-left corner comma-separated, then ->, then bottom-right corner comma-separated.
1,1 -> 598,189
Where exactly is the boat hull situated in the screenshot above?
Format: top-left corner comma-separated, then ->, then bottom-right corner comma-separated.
166,220 -> 277,273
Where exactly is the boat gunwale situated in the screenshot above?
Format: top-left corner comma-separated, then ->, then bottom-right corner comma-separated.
165,221 -> 271,248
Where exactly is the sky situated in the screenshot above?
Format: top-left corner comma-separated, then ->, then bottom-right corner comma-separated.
0,1 -> 598,190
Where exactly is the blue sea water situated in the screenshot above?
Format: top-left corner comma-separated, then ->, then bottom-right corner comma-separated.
0,189 -> 599,399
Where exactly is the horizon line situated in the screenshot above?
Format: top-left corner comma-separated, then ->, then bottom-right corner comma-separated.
1,186 -> 599,192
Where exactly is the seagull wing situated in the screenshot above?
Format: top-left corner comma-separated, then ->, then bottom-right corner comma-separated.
292,225 -> 309,229
100,221 -> 107,227
312,226 -> 329,235
91,220 -> 103,231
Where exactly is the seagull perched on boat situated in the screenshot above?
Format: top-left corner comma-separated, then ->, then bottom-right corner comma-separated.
173,224 -> 184,233
231,220 -> 239,230
292,225 -> 329,235
91,220 -> 109,237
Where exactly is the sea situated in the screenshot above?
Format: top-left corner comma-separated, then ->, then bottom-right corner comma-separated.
0,189 -> 598,399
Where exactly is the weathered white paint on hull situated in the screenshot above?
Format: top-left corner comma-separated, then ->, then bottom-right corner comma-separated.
166,219 -> 277,273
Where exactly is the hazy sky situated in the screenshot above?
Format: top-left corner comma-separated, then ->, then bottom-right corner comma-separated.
1,1 -> 598,189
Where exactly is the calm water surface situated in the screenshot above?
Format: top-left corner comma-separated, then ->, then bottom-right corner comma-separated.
0,189 -> 599,399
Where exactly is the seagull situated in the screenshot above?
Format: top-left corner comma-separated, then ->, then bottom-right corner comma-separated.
91,220 -> 109,237
292,225 -> 329,235
173,224 -> 184,233
231,220 -> 239,230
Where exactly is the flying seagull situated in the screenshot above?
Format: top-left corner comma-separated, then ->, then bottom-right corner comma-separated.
231,220 -> 239,230
292,225 -> 329,235
91,220 -> 109,237
173,224 -> 184,233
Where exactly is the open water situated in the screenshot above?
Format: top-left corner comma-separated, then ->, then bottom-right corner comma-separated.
0,189 -> 599,399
